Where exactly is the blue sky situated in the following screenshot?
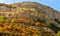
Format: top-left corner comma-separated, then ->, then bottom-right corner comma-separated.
0,0 -> 60,12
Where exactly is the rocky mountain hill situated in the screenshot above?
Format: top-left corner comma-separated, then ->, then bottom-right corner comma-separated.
0,2 -> 60,36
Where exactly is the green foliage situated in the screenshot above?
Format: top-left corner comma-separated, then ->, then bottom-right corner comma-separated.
38,27 -> 42,31
49,23 -> 60,33
37,17 -> 46,23
55,19 -> 60,24
6,4 -> 16,9
56,31 -> 60,36
12,6 -> 16,8
0,16 -> 6,23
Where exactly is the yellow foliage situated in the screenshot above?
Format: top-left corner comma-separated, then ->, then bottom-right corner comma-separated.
11,18 -> 16,23
57,31 -> 60,36
32,33 -> 38,36
0,27 -> 3,31
35,22 -> 40,26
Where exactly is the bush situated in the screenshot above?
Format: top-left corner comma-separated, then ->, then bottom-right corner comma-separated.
56,31 -> 60,36
49,23 -> 60,33
37,17 -> 46,23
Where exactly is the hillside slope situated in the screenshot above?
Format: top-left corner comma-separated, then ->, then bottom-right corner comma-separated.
0,2 -> 60,36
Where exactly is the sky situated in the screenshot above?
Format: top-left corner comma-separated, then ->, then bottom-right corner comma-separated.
0,0 -> 60,12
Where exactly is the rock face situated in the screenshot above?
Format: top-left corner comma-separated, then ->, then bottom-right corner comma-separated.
0,2 -> 60,20
13,2 -> 60,20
